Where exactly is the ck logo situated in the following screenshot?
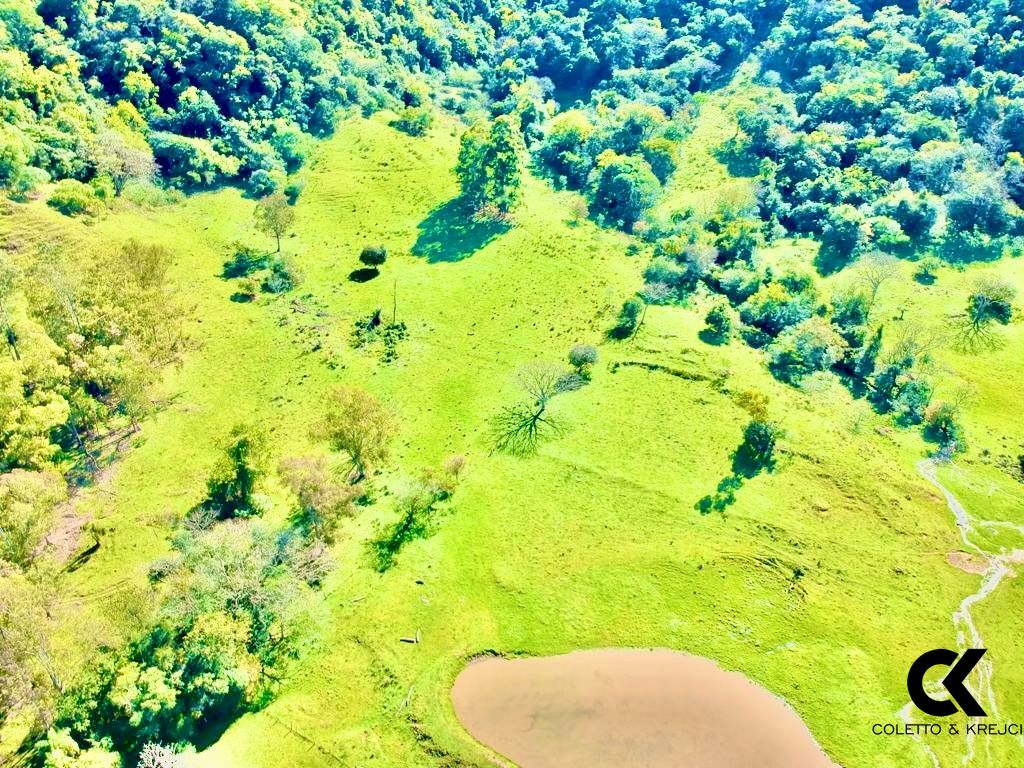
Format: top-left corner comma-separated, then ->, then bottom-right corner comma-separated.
907,649 -> 987,717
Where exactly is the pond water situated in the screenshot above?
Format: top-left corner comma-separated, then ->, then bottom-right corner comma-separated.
451,648 -> 837,768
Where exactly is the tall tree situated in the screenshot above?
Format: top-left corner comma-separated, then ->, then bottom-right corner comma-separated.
456,116 -> 523,215
254,193 -> 295,253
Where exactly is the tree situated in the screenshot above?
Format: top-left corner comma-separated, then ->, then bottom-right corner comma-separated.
588,150 -> 660,230
491,362 -> 569,455
315,387 -> 396,482
568,344 -> 598,376
197,424 -> 270,519
0,570 -> 61,727
254,193 -> 295,252
279,456 -> 360,542
359,245 -> 388,271
924,403 -> 966,453
768,317 -> 848,383
456,116 -> 523,214
856,252 -> 900,309
0,470 -> 66,567
734,419 -> 780,476
703,303 -> 732,343
955,276 -> 1017,351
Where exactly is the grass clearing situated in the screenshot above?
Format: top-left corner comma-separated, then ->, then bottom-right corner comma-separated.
3,107 -> 1022,767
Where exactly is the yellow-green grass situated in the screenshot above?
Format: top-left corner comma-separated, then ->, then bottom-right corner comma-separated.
1,107 -> 1021,768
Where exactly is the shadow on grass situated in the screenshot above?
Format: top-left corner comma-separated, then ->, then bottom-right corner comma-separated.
348,267 -> 380,283
696,439 -> 775,515
412,197 -> 511,263
698,328 -> 729,346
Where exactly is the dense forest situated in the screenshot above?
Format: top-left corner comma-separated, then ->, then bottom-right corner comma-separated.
1,0 -> 1023,765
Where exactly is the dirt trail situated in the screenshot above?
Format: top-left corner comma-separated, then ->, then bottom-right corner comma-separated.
902,459 -> 1023,766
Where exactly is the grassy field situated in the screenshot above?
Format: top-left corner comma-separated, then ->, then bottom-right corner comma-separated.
3,103 -> 1022,768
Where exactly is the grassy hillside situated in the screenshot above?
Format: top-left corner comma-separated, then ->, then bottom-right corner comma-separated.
3,103 -> 1020,767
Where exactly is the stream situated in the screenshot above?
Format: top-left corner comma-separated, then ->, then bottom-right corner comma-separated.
903,459 -> 1022,767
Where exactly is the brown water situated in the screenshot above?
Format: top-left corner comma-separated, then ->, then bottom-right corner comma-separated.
451,649 -> 837,768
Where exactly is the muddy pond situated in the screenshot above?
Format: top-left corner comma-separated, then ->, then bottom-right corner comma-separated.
451,648 -> 836,768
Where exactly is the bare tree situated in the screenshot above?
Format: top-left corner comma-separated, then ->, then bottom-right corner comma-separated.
855,252 -> 900,310
491,363 -> 569,455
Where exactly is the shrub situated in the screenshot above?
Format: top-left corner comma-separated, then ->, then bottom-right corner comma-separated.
914,257 -> 940,284
612,297 -> 643,337
923,403 -> 967,452
261,255 -> 300,293
703,303 -> 732,342
568,344 -> 599,374
391,107 -> 433,136
359,245 -> 388,269
222,243 -> 269,278
47,180 -> 102,216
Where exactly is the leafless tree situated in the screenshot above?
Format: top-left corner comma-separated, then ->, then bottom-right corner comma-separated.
491,362 -> 569,455
855,252 -> 900,310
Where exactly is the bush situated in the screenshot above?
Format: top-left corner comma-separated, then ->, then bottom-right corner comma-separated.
47,179 -> 102,216
359,245 -> 388,269
923,403 -> 967,452
261,255 -> 300,293
914,257 -> 940,284
390,107 -> 433,136
568,344 -> 599,374
703,303 -> 732,342
611,297 -> 643,337
222,243 -> 269,278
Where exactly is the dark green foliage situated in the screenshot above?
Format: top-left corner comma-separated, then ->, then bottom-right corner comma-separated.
588,152 -> 660,229
854,326 -> 884,381
611,297 -> 643,338
924,404 -> 967,453
52,521 -> 322,756
391,108 -> 433,137
359,245 -> 388,269
767,317 -> 847,383
739,280 -> 817,337
222,244 -> 269,279
261,257 -> 300,294
733,420 -> 779,476
456,116 -> 523,214
703,303 -> 732,343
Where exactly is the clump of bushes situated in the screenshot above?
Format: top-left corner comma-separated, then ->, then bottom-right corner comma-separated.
390,107 -> 433,136
568,344 -> 598,378
47,180 -> 103,217
261,255 -> 301,293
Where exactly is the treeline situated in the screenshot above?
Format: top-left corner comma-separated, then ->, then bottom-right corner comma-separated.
1,0 -> 496,197
738,0 -> 1024,263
